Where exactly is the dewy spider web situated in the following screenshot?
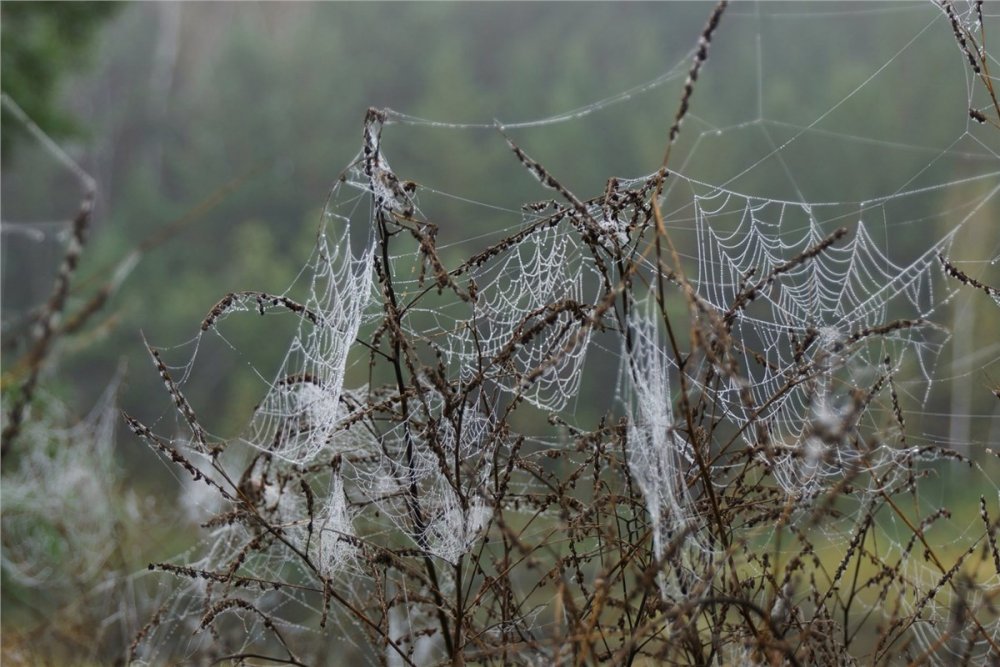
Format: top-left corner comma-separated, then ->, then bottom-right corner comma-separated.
686,182 -> 955,496
130,3 -> 1000,665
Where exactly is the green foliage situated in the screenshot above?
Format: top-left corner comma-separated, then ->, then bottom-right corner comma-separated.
0,1 -> 119,158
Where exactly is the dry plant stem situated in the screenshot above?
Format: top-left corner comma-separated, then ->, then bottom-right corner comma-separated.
200,598 -> 303,665
696,596 -> 802,667
5,166 -> 257,367
662,0 -> 729,168
375,208 -> 456,661
72,167 -> 260,324
877,490 -> 1000,657
980,496 -> 1000,575
643,0 -> 730,555
499,76 -> 769,650
128,401 -> 421,665
201,497 -> 422,666
2,189 -> 94,457
939,252 -> 1000,299
498,129 -> 615,296
128,3 -> 1000,662
142,335 -> 209,451
209,653 -> 306,667
941,0 -> 1000,123
646,198 -> 731,551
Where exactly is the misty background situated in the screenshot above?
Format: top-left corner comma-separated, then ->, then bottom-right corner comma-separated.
2,2 -> 999,661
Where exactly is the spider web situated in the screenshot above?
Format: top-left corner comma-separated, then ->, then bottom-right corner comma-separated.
126,3 -> 1000,664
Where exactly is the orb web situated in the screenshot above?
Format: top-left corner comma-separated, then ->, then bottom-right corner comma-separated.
120,3 -> 1000,664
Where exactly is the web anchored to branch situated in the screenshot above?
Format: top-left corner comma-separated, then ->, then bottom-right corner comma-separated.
131,3 -> 1000,665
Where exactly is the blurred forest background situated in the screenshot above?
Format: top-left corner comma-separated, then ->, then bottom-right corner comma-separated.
2,1 -> 999,663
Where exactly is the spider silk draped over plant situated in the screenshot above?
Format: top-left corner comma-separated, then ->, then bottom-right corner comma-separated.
3,2 -> 1000,666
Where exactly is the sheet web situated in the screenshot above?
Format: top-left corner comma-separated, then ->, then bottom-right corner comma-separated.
130,3 -> 1000,665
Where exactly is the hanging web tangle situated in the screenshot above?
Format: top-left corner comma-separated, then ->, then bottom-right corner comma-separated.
125,3 -> 1000,664
233,195 -> 376,466
623,294 -> 709,600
